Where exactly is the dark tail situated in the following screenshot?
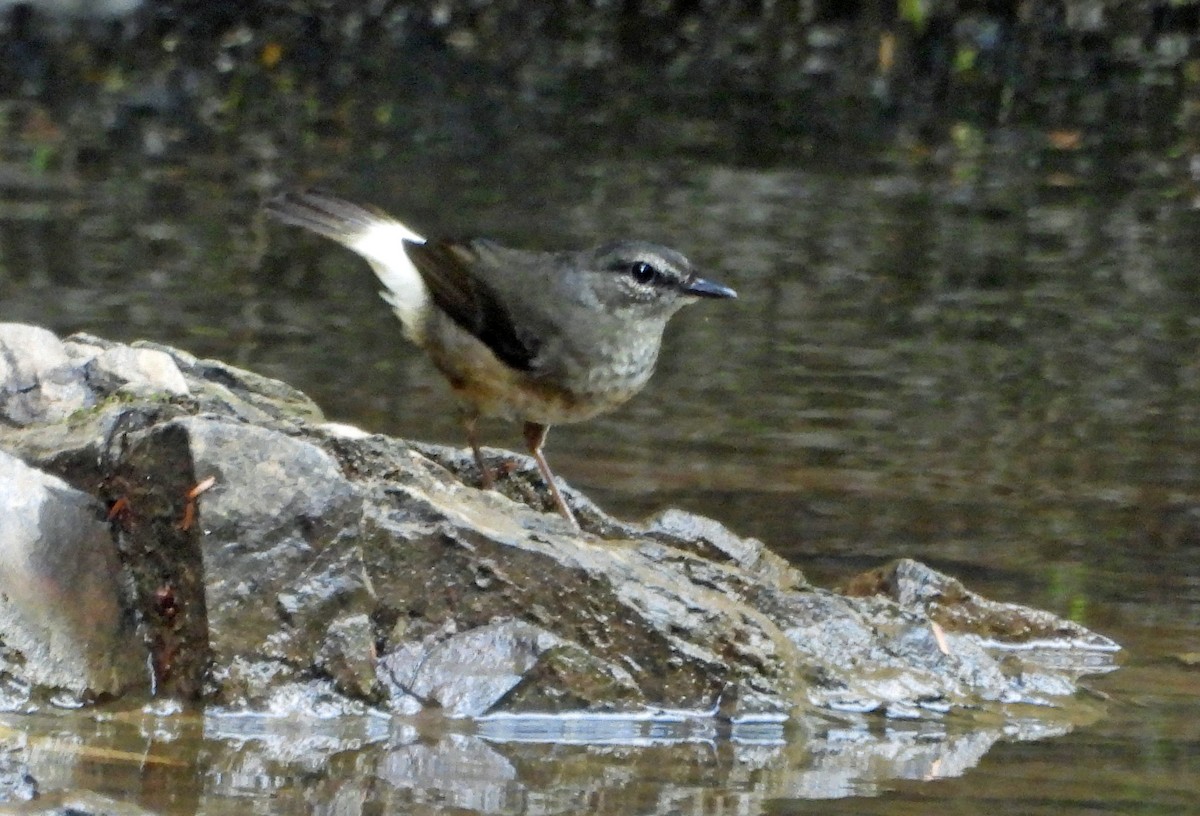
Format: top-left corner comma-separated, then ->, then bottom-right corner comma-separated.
264,189 -> 390,246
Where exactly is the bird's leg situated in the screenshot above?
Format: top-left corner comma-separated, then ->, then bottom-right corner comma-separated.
463,413 -> 493,489
522,421 -> 579,530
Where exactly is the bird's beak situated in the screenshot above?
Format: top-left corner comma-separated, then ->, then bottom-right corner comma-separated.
681,275 -> 738,299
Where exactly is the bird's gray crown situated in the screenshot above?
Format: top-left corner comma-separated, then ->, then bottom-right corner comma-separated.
592,240 -> 693,280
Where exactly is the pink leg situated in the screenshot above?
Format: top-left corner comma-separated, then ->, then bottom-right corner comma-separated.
523,422 -> 578,530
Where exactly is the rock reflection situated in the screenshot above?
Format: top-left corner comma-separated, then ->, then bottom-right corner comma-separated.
204,712 -> 1084,811
0,705 -> 1099,814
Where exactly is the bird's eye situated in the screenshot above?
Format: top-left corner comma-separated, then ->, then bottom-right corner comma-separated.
629,261 -> 658,285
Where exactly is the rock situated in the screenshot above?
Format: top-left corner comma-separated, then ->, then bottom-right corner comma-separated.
65,340 -> 189,398
0,324 -> 92,425
0,451 -> 146,707
380,619 -> 568,717
846,558 -> 1118,649
643,507 -> 803,588
0,324 -> 1121,721
315,613 -> 379,700
103,415 -> 370,702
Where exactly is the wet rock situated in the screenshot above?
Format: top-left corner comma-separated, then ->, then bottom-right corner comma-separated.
380,619 -> 568,717
110,415 -> 369,703
0,450 -> 146,707
315,613 -> 379,700
0,325 -> 1120,721
642,508 -> 803,588
499,639 -> 645,713
849,557 -> 1114,649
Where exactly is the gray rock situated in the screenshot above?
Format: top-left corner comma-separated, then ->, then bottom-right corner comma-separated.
116,415 -> 369,704
0,324 -> 92,425
0,324 -> 1120,722
380,619 -> 568,717
0,451 -> 147,706
126,338 -> 323,426
66,341 -> 189,398
315,613 -> 379,700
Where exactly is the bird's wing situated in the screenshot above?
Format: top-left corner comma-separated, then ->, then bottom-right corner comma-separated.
402,238 -> 543,372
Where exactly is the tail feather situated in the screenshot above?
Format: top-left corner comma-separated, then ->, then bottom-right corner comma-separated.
266,190 -> 429,336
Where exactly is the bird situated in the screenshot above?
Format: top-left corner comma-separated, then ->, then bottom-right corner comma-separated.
265,189 -> 736,529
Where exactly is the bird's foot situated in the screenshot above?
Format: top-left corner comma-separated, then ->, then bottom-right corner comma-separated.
474,456 -> 521,490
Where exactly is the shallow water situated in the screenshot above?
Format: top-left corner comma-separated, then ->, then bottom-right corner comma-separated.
1,6 -> 1199,813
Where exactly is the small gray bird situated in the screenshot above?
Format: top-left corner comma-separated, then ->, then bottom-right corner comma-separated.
266,190 -> 736,529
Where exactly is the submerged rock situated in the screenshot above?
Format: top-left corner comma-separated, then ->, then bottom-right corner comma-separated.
0,324 -> 1120,721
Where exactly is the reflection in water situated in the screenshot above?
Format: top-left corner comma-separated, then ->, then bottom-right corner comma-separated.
0,705 -> 1091,813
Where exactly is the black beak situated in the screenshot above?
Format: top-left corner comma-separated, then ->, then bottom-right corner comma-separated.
681,276 -> 738,299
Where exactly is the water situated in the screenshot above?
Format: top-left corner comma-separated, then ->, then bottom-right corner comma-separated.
1,6 -> 1200,813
